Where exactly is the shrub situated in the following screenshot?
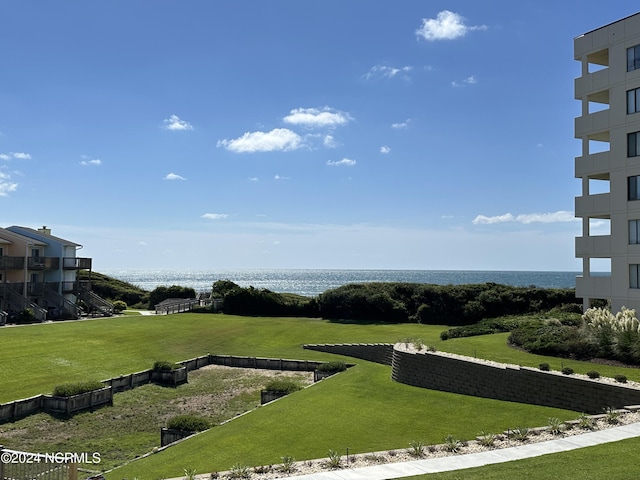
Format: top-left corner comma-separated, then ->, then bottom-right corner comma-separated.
615,374 -> 628,383
477,431 -> 496,447
408,440 -> 425,457
52,380 -> 105,397
443,434 -> 463,453
280,456 -> 295,474
112,300 -> 127,313
586,370 -> 600,379
264,379 -> 302,394
326,450 -> 342,469
578,413 -> 594,430
510,427 -> 530,442
167,414 -> 210,432
561,367 -> 574,375
14,308 -> 37,324
547,417 -> 564,435
228,463 -> 251,479
316,361 -> 347,373
605,407 -> 620,424
148,285 -> 196,310
539,363 -> 550,371
153,360 -> 179,372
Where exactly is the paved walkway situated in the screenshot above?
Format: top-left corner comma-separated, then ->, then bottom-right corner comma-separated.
266,422 -> 640,479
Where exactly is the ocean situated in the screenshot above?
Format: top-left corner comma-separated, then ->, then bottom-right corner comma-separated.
100,269 -> 580,297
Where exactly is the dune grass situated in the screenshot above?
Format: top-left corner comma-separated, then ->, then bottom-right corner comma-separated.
402,437 -> 640,480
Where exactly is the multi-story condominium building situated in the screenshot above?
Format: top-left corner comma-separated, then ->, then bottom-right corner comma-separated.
575,12 -> 640,312
0,226 -> 112,323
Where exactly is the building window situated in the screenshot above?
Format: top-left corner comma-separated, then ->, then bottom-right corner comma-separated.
629,88 -> 640,114
628,45 -> 640,72
631,220 -> 640,244
629,176 -> 640,200
632,264 -> 640,289
629,132 -> 640,157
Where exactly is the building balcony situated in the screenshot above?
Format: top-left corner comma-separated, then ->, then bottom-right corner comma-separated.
575,235 -> 612,257
574,68 -> 609,98
575,192 -> 611,217
63,257 -> 92,270
0,256 -> 25,270
575,150 -> 610,178
576,275 -> 612,299
27,257 -> 60,270
575,109 -> 610,137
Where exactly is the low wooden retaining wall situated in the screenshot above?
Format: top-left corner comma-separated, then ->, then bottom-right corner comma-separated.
42,387 -> 113,415
0,354 -> 342,424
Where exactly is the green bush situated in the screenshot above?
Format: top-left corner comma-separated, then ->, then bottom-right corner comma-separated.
52,380 -> 105,397
586,370 -> 600,379
148,285 -> 197,310
561,367 -> 574,375
264,379 -> 302,394
318,282 -> 578,324
316,361 -> 347,373
14,309 -> 38,324
167,414 -> 210,432
219,285 -> 318,317
539,363 -> 551,371
112,300 -> 127,313
153,360 -> 179,372
508,324 -> 597,359
615,374 -> 628,383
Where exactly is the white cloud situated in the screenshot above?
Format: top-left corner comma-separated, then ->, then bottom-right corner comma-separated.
80,158 -> 102,166
391,119 -> 411,129
217,128 -> 303,153
163,114 -> 193,131
472,211 -> 578,225
0,171 -> 18,197
0,152 -> 31,160
164,172 -> 186,180
452,75 -> 478,87
364,64 -> 413,80
274,174 -> 290,180
248,177 -> 259,182
283,107 -> 353,128
202,213 -> 229,220
323,135 -> 338,148
416,10 -> 487,41
380,145 -> 391,154
327,158 -> 356,167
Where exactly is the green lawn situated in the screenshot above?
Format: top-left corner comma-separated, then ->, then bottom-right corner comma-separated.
1,313 -> 639,479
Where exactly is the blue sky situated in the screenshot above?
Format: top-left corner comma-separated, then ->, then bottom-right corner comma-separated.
1,1 -> 637,271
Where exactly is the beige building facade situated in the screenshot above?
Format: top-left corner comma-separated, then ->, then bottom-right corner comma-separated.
575,12 -> 640,312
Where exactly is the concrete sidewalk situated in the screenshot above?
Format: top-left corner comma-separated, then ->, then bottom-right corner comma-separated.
270,422 -> 640,480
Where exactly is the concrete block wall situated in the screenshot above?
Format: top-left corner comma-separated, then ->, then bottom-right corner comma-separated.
391,346 -> 640,413
303,343 -> 394,366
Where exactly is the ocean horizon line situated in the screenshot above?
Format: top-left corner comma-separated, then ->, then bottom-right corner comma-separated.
100,269 -> 584,297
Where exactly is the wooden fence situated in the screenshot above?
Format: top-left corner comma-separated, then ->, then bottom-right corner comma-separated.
0,446 -> 78,480
0,354 -> 344,424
